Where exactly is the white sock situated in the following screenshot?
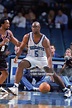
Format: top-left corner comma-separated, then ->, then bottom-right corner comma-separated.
14,83 -> 19,87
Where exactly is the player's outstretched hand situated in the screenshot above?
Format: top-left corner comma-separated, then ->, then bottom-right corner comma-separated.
14,56 -> 18,63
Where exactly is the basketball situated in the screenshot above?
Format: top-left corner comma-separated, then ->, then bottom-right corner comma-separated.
39,82 -> 50,93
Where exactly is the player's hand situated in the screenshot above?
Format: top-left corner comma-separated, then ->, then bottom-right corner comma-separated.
44,66 -> 52,73
14,46 -> 19,54
14,56 -> 18,63
43,66 -> 54,75
3,38 -> 9,43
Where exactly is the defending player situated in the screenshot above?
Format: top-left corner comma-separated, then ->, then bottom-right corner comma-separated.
0,17 -> 20,92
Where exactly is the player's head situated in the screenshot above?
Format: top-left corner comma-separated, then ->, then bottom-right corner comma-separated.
31,21 -> 41,34
0,17 -> 10,30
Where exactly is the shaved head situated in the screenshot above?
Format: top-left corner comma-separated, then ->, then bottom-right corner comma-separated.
32,21 -> 40,27
32,21 -> 41,34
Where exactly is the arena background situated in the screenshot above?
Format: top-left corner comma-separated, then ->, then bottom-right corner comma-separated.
0,0 -> 72,86
0,0 -> 72,107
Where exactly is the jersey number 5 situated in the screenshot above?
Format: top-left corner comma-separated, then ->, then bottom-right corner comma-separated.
1,45 -> 5,52
35,50 -> 38,57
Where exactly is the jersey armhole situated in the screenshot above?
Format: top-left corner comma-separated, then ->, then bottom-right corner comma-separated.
26,33 -> 30,45
6,31 -> 11,41
42,35 -> 45,46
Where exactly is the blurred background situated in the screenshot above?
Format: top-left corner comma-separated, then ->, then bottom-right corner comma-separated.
0,0 -> 72,57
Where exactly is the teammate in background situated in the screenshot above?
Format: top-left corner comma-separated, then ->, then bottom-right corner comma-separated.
8,21 -> 71,98
0,17 -> 21,92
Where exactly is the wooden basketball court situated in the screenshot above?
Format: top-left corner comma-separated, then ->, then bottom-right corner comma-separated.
0,91 -> 72,108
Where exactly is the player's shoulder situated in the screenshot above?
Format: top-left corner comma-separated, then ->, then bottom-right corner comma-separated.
23,32 -> 31,40
42,33 -> 50,42
24,32 -> 32,37
41,33 -> 48,38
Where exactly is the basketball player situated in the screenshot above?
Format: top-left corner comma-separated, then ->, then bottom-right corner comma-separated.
8,21 -> 71,97
0,17 -> 21,93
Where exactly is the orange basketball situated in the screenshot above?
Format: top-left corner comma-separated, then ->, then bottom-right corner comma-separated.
39,82 -> 50,93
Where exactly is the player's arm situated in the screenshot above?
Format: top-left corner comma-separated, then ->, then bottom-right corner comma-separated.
8,30 -> 21,46
16,34 -> 29,58
43,37 -> 52,69
0,38 -> 9,47
0,40 -> 6,47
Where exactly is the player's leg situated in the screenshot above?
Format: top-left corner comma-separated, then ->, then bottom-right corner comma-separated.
15,59 -> 31,84
43,66 -> 71,98
0,71 -> 8,84
44,66 -> 67,87
61,76 -> 72,92
0,58 -> 8,84
0,59 -> 9,93
53,73 -> 65,88
0,71 -> 8,93
8,59 -> 31,95
53,73 -> 71,97
36,57 -> 71,98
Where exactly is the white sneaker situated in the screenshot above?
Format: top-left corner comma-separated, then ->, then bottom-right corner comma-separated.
8,86 -> 18,96
0,87 -> 8,94
8,96 -> 18,105
64,89 -> 71,98
0,94 -> 8,99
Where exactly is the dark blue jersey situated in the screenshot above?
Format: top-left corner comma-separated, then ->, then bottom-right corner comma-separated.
0,31 -> 11,56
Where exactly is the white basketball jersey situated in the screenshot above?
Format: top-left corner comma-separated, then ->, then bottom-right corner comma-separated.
27,32 -> 46,57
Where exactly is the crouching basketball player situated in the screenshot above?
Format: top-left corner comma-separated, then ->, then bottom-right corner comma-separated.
8,21 -> 71,98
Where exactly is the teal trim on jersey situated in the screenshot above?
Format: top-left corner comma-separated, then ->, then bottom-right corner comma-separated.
30,45 -> 44,50
32,32 -> 43,44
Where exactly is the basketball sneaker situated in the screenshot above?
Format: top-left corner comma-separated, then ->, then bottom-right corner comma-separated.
0,86 -> 8,94
8,96 -> 18,105
0,93 -> 8,99
8,86 -> 18,96
64,88 -> 71,98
